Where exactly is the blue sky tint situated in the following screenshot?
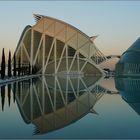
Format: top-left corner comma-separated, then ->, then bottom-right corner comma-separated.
0,1 -> 140,58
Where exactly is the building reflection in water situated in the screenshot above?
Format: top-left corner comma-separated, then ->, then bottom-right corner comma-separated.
115,77 -> 140,115
0,75 -> 117,135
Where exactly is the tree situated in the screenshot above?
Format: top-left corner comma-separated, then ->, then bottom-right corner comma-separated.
8,50 -> 12,77
1,48 -> 6,79
13,53 -> 16,76
18,57 -> 21,76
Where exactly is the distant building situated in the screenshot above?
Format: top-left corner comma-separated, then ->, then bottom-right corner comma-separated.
115,38 -> 140,76
14,14 -> 106,76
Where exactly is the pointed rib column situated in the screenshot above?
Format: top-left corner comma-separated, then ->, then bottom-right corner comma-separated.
30,29 -> 34,74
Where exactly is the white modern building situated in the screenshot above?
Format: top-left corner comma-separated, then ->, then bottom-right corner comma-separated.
15,14 -> 106,76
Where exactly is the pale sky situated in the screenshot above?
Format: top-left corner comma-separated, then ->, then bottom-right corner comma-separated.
0,1 -> 140,62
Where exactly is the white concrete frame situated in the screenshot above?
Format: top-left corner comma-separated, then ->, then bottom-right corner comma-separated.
14,75 -> 118,122
15,15 -> 105,75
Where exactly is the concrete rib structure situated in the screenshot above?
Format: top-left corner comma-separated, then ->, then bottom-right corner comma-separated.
14,14 -> 106,76
14,75 -> 103,134
12,75 -> 118,135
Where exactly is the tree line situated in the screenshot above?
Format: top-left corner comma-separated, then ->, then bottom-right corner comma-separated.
0,48 -> 32,79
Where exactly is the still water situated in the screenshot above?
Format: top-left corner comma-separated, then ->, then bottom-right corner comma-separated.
0,75 -> 140,139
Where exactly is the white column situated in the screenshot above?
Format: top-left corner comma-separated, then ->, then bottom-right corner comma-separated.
30,29 -> 34,74
30,79 -> 33,120
54,39 -> 57,74
42,35 -> 45,74
21,45 -> 23,67
42,76 -> 45,114
66,45 -> 68,73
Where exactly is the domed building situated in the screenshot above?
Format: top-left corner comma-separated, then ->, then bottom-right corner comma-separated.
115,38 -> 140,76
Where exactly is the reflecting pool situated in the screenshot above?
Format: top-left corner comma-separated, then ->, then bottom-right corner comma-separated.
0,75 -> 140,139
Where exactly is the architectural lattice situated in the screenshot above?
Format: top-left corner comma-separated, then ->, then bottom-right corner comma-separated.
15,14 -> 106,75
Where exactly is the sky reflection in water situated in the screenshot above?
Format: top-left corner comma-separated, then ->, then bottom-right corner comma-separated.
0,75 -> 140,139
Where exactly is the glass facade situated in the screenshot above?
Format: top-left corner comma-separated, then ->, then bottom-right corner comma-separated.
115,38 -> 140,76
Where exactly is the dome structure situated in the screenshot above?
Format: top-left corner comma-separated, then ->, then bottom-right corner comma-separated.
115,37 -> 140,76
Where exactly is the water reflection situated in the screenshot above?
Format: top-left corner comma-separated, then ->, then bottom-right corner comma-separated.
0,76 -> 118,135
8,84 -> 11,106
115,77 -> 140,115
13,82 -> 16,103
6,75 -> 116,135
0,84 -> 13,111
1,85 -> 5,111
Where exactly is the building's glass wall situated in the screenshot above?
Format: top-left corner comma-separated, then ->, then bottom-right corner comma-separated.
33,31 -> 42,60
45,35 -> 54,62
115,38 -> 140,76
68,46 -> 76,57
56,40 -> 65,59
116,62 -> 140,76
23,29 -> 31,58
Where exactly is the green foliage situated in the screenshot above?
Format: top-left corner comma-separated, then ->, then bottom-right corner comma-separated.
13,53 -> 16,76
8,50 -> 12,77
1,48 -> 6,79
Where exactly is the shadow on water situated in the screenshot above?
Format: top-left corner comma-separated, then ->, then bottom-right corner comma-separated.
115,77 -> 140,115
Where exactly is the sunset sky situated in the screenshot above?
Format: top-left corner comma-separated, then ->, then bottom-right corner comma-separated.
0,1 -> 140,64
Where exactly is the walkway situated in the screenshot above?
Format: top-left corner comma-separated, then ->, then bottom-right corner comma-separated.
0,74 -> 42,86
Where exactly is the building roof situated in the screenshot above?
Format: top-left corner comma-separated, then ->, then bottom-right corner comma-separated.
33,14 -> 93,42
119,37 -> 140,63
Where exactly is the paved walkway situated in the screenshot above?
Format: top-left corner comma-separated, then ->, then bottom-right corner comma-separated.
0,74 -> 42,86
